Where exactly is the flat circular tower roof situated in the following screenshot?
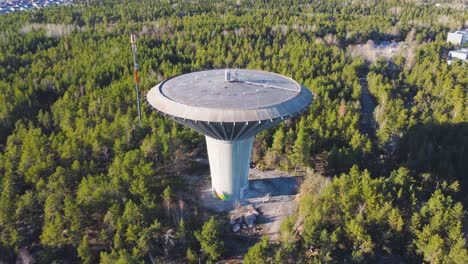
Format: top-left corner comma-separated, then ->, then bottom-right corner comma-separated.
147,69 -> 312,123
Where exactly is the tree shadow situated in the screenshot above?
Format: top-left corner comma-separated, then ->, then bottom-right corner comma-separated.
248,176 -> 303,199
395,122 -> 468,205
255,214 -> 282,226
247,176 -> 300,231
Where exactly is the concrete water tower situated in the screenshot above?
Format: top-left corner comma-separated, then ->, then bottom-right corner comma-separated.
147,69 -> 312,201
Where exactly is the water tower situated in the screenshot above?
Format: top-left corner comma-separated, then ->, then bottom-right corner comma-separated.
147,69 -> 312,201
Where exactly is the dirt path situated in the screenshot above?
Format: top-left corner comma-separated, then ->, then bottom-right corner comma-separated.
360,78 -> 376,137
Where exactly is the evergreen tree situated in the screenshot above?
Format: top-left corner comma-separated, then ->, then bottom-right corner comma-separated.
195,217 -> 224,262
186,248 -> 198,264
411,190 -> 468,263
291,118 -> 310,171
244,236 -> 271,264
162,186 -> 175,221
0,0 -> 466,262
40,193 -> 68,247
78,234 -> 94,264
271,126 -> 285,155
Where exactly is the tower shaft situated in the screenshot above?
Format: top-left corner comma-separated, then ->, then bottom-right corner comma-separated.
205,136 -> 254,201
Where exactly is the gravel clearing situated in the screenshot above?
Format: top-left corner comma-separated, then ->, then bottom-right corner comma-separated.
194,165 -> 302,240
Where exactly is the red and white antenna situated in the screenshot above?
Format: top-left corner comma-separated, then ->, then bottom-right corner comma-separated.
130,32 -> 142,125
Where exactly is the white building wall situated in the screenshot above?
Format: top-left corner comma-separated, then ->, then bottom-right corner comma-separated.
449,50 -> 467,60
448,49 -> 468,65
205,136 -> 254,201
447,31 -> 468,46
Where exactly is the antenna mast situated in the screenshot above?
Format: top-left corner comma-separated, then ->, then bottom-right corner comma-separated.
131,32 -> 142,125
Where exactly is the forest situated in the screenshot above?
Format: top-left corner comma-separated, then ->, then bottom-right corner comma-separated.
0,0 -> 467,263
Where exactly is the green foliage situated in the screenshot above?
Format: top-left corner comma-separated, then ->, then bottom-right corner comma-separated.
302,167 -> 393,261
0,0 -> 466,262
244,236 -> 272,264
177,218 -> 187,249
186,248 -> 198,264
271,126 -> 285,156
100,249 -> 143,264
162,186 -> 174,208
290,118 -> 311,170
40,193 -> 68,247
411,190 -> 468,264
279,215 -> 298,252
294,166 -> 468,263
194,217 -> 224,262
396,123 -> 468,203
78,235 -> 94,264
367,42 -> 468,148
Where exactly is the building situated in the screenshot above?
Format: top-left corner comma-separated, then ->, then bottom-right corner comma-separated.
447,30 -> 468,47
448,48 -> 468,65
147,69 -> 312,201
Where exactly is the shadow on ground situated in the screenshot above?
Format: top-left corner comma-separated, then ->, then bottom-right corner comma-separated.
248,176 -> 303,199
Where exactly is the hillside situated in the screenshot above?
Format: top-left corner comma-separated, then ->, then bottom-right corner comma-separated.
0,0 -> 467,263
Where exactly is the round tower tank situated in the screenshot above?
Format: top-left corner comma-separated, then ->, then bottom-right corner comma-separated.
147,69 -> 312,201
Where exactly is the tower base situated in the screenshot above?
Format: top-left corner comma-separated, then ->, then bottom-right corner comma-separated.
205,136 -> 254,201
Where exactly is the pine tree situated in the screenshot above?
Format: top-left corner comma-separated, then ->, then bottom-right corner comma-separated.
194,217 -> 224,262
64,195 -> 82,246
271,126 -> 285,155
162,186 -> 175,221
40,193 -> 68,247
291,118 -> 310,171
411,190 -> 468,263
244,236 -> 271,264
177,218 -> 187,247
78,234 -> 94,264
186,248 -> 198,264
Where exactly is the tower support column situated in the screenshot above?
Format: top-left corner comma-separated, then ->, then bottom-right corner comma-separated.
205,136 -> 254,201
